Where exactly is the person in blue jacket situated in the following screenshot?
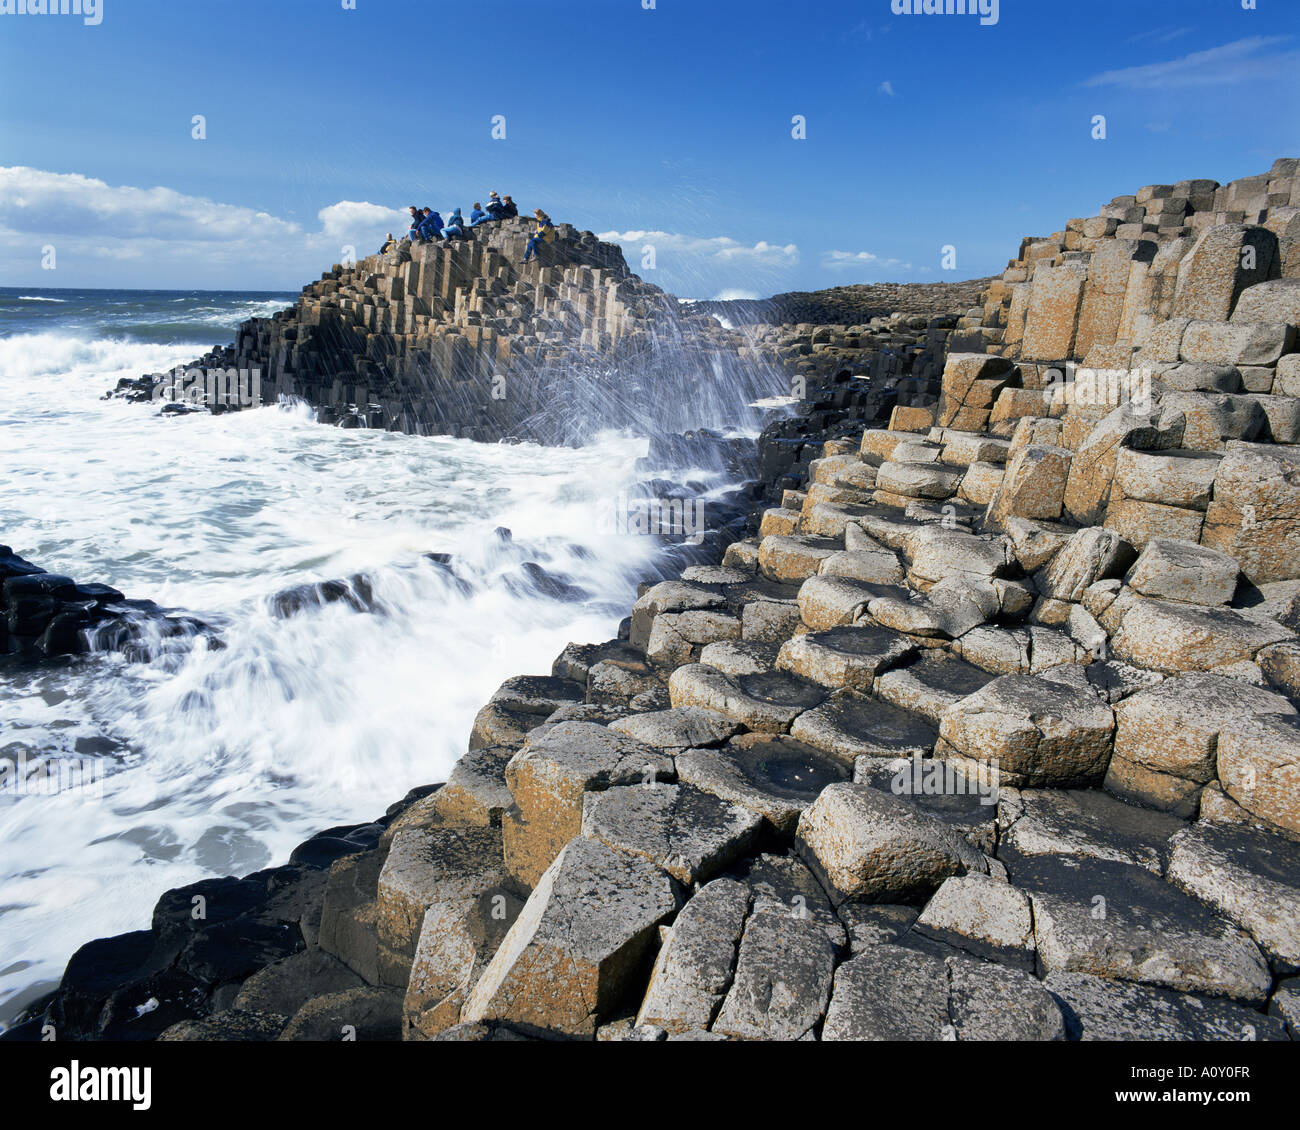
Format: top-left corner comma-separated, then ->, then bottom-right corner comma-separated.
469,202 -> 489,226
442,208 -> 465,239
484,191 -> 506,220
418,208 -> 443,241
406,205 -> 423,239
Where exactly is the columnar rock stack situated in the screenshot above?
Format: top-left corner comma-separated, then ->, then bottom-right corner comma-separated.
155,219 -> 791,444
27,161 -> 1300,1044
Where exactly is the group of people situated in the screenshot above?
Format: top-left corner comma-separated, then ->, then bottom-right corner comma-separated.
405,191 -> 518,244
380,191 -> 558,264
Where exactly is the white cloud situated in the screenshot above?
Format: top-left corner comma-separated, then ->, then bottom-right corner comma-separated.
317,200 -> 408,241
822,249 -> 914,275
597,230 -> 799,269
595,230 -> 800,297
878,81 -> 897,98
1084,36 -> 1298,90
1126,26 -> 1195,46
0,167 -> 410,287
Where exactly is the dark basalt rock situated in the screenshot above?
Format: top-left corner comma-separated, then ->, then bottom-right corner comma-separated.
0,557 -> 218,662
269,574 -> 376,618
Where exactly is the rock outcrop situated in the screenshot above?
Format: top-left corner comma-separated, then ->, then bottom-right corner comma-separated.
13,159 -> 1300,1044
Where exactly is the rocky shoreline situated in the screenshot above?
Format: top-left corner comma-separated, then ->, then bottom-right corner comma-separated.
7,158 -> 1300,1042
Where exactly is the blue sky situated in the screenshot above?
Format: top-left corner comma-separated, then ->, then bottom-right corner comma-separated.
1,0 -> 1297,297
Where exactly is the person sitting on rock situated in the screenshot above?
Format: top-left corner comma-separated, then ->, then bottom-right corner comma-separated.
522,209 -> 556,263
501,195 -> 519,219
442,208 -> 466,239
418,208 -> 444,241
484,191 -> 506,220
406,205 -> 423,239
469,202 -> 489,226
379,232 -> 397,254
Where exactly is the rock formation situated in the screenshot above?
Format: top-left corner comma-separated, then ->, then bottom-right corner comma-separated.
12,160 -> 1300,1044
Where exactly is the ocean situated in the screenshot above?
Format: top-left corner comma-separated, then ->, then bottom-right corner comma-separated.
0,286 -> 747,1028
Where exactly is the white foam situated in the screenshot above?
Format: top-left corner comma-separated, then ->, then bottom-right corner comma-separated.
0,332 -> 673,1025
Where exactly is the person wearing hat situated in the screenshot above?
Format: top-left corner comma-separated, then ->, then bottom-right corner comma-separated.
484,191 -> 505,221
522,209 -> 556,263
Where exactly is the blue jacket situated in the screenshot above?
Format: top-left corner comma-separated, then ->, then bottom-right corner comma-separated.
469,207 -> 487,225
424,211 -> 443,231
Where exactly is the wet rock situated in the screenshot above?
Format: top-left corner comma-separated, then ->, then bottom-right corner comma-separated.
676,734 -> 850,836
790,690 -> 937,763
95,969 -> 211,1042
159,1009 -> 289,1041
776,625 -> 916,690
873,653 -> 997,725
1026,857 -> 1272,1004
233,948 -> 365,1018
1168,822 -> 1300,969
317,849 -> 385,984
998,788 -> 1184,874
1045,971 -> 1287,1041
268,575 -> 375,618
46,930 -> 154,1040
